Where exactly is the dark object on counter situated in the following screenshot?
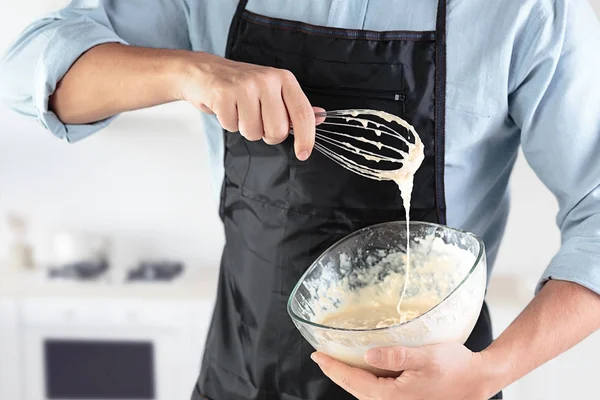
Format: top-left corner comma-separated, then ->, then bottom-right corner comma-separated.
48,259 -> 109,280
126,261 -> 184,282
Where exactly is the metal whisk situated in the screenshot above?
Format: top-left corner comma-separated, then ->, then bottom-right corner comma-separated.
290,109 -> 418,180
291,109 -> 423,316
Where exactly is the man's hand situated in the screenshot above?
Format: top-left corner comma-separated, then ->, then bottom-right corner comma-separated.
178,52 -> 324,161
312,281 -> 600,399
311,343 -> 494,400
49,44 -> 323,160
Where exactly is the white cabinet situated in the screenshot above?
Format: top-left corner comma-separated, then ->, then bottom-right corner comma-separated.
0,299 -> 21,400
0,295 -> 215,400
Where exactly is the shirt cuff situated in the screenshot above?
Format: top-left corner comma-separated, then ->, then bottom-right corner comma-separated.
536,238 -> 600,296
33,18 -> 128,143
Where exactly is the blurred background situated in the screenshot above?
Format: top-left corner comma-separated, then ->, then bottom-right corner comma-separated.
0,1 -> 599,399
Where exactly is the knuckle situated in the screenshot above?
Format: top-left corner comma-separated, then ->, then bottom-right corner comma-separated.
241,128 -> 262,141
279,125 -> 291,138
263,112 -> 290,140
215,112 -> 237,133
264,132 -> 287,144
263,117 -> 289,144
220,121 -> 238,133
263,127 -> 288,143
279,68 -> 296,82
259,69 -> 281,87
241,78 -> 259,96
212,86 -> 229,103
212,98 -> 235,117
272,122 -> 290,138
216,113 -> 237,132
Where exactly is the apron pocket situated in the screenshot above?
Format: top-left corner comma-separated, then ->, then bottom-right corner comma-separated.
238,80 -> 437,222
303,85 -> 405,102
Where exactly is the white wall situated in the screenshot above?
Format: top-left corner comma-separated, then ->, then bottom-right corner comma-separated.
0,104 -> 225,271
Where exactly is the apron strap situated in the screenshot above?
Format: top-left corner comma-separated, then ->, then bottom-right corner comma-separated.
434,0 -> 448,224
226,0 -> 250,57
436,0 -> 447,39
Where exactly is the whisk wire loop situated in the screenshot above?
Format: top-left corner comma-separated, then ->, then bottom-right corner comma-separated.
289,109 -> 414,178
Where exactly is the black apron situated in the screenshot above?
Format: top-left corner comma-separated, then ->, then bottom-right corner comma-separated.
194,1 -> 501,399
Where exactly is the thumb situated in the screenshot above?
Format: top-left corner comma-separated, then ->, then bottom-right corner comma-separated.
313,106 -> 326,125
365,346 -> 429,372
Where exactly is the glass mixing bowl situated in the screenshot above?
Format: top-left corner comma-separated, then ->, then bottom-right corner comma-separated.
287,221 -> 486,376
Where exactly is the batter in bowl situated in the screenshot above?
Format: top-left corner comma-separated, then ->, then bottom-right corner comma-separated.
313,233 -> 477,331
319,300 -> 434,329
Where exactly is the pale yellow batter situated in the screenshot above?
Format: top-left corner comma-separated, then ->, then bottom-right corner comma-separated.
319,299 -> 436,329
306,235 -> 483,375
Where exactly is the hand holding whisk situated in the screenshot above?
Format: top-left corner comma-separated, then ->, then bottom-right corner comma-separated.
290,109 -> 424,182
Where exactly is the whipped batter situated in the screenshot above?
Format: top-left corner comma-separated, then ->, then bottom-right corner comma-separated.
319,300 -> 433,330
319,109 -> 425,322
309,234 -> 480,331
305,236 -> 485,375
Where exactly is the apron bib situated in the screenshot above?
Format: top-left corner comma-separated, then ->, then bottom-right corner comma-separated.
194,1 -> 501,398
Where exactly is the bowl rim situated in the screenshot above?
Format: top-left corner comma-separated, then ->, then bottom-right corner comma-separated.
286,220 -> 486,332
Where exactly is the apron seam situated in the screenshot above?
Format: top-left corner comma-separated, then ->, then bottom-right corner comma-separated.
238,187 -> 433,221
237,39 -> 414,65
241,11 -> 436,41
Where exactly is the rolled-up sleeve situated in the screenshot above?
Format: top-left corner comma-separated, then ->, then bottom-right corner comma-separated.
508,0 -> 600,295
0,0 -> 191,142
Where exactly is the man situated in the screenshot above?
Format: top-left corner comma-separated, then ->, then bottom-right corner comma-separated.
1,1 -> 599,399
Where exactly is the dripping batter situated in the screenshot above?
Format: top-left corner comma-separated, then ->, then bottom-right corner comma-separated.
317,109 -> 425,326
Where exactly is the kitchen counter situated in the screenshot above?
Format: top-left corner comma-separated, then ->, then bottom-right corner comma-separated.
0,266 -> 219,300
0,264 -> 532,306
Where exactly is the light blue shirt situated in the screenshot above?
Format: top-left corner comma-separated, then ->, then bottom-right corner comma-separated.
1,0 -> 600,296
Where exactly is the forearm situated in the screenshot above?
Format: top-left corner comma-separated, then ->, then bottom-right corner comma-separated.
49,43 -> 190,124
481,279 -> 600,395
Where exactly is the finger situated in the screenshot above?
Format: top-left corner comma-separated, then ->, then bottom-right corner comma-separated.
260,88 -> 289,145
365,346 -> 429,372
238,94 -> 264,141
198,104 -> 215,114
214,100 -> 238,133
312,352 -> 390,400
281,71 -> 315,161
313,106 -> 326,125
